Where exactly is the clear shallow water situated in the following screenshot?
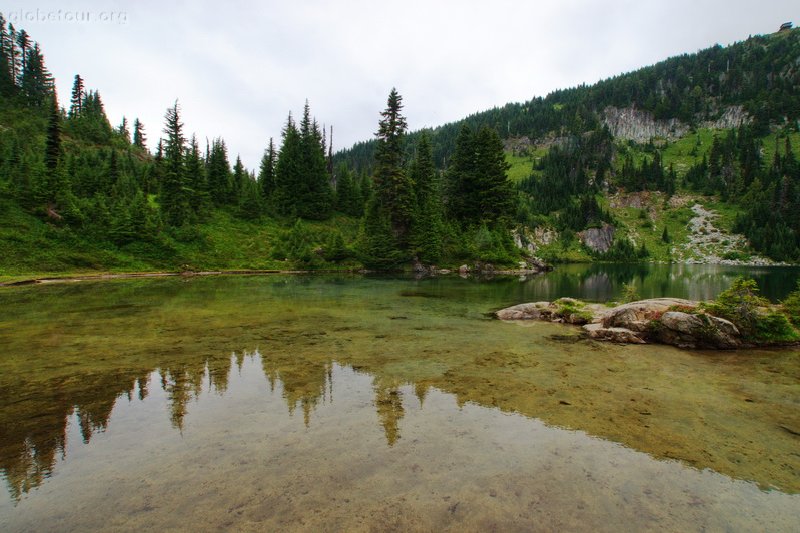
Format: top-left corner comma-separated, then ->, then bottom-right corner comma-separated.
1,266 -> 799,531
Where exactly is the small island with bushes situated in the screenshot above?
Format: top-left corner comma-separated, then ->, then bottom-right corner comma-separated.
496,278 -> 800,350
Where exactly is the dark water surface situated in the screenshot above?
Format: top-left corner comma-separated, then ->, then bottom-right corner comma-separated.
1,265 -> 799,531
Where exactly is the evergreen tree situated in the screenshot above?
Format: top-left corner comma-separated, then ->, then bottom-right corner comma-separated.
206,137 -> 232,205
19,43 -> 53,107
373,88 -> 413,245
274,113 -> 303,216
445,124 -> 476,223
231,155 -> 246,203
0,16 -> 16,96
297,101 -> 333,219
410,132 -> 444,262
258,137 -> 276,202
160,101 -> 189,226
472,126 -> 514,227
132,118 -> 146,149
118,116 -> 130,143
334,163 -> 362,217
69,74 -> 84,118
185,134 -> 207,212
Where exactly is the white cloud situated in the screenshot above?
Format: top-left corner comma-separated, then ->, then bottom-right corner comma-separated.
7,0 -> 797,168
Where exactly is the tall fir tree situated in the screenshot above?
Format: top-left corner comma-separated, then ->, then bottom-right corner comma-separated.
258,137 -> 276,202
206,137 -> 232,205
19,43 -> 53,107
297,101 -> 333,219
410,132 -> 444,262
132,118 -> 146,149
472,125 -> 514,227
118,116 -> 130,143
373,88 -> 413,245
69,74 -> 86,118
185,134 -> 207,212
0,16 -> 16,96
160,101 -> 189,226
274,113 -> 303,216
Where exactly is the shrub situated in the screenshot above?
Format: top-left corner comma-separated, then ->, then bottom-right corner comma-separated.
621,282 -> 640,303
753,312 -> 799,343
703,277 -> 774,340
781,281 -> 800,327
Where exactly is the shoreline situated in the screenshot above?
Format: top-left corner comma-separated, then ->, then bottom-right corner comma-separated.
0,267 -> 549,288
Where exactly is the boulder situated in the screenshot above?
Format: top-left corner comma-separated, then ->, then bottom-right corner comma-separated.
657,311 -> 741,349
603,298 -> 698,332
495,302 -> 554,320
583,323 -> 646,344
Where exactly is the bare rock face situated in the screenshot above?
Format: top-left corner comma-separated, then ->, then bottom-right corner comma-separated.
602,298 -> 698,332
602,106 -> 689,143
578,223 -> 615,253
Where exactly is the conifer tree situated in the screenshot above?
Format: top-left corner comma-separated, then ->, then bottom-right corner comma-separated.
373,88 -> 413,245
334,163 -> 362,217
0,16 -> 16,96
19,43 -> 53,107
274,113 -> 303,216
297,102 -> 333,219
206,138 -> 232,205
258,137 -> 276,202
231,155 -> 246,202
160,101 -> 189,226
185,134 -> 207,212
132,118 -> 146,149
410,132 -> 444,262
118,116 -> 130,143
472,126 -> 514,227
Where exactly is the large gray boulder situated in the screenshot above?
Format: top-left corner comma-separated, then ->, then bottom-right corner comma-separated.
583,323 -> 646,344
657,311 -> 741,349
602,298 -> 698,332
495,302 -> 554,320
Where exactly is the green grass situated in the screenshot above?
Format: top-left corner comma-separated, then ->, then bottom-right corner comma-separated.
0,199 -> 363,282
505,152 -> 534,183
606,196 -> 694,262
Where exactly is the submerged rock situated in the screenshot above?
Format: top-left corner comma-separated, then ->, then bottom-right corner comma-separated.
495,297 -> 786,350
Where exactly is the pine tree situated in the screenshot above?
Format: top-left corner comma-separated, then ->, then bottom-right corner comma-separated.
41,96 -> 69,210
231,155 -> 246,203
69,74 -> 86,118
410,133 -> 444,262
19,43 -> 53,107
473,126 -> 514,227
258,137 -> 276,202
297,101 -> 333,219
185,134 -> 207,212
334,163 -> 362,217
15,29 -> 29,84
445,125 -> 477,223
160,101 -> 189,226
0,16 -> 16,96
132,118 -> 146,149
274,113 -> 303,216
206,138 -> 232,205
360,196 -> 403,269
373,88 -> 413,245
118,116 -> 130,143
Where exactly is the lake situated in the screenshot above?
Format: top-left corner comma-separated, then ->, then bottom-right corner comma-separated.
1,264 -> 799,531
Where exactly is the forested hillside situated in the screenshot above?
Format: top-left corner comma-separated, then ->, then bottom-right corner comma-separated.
1,15 -> 799,279
336,28 -> 800,262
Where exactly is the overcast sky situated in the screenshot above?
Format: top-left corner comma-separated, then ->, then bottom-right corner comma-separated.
5,1 -> 797,169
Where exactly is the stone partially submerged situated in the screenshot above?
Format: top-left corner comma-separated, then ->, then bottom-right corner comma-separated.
495,297 -> 785,350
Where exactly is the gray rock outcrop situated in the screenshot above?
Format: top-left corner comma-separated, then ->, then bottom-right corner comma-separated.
578,223 -> 615,253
